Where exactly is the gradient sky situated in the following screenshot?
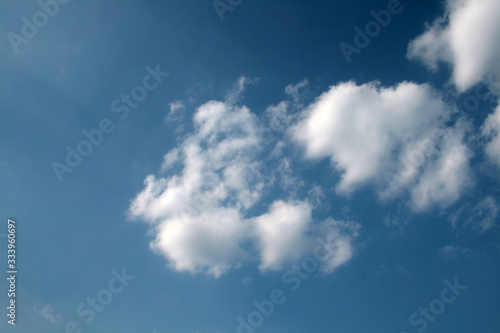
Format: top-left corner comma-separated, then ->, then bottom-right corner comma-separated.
1,1 -> 500,333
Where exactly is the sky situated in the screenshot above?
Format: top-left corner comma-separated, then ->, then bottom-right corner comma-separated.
0,0 -> 499,332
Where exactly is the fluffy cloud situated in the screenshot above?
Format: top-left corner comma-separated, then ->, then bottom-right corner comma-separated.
129,99 -> 263,277
152,207 -> 247,277
407,0 -> 500,177
293,80 -> 474,210
253,200 -> 360,273
253,200 -> 313,271
407,0 -> 500,92
409,121 -> 474,211
129,82 -> 359,277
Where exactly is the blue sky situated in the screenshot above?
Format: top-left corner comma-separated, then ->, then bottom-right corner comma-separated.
1,0 -> 500,332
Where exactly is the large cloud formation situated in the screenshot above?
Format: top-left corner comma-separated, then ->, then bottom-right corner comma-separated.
131,0 -> 500,272
407,0 -> 500,92
292,81 -> 474,211
129,84 -> 360,277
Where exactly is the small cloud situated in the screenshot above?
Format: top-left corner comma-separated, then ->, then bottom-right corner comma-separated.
481,104 -> 500,168
269,140 -> 286,158
308,184 -> 325,209
448,203 -> 468,229
285,79 -> 309,104
165,100 -> 185,123
450,197 -> 499,232
383,213 -> 403,229
34,304 -> 63,324
266,101 -> 290,133
225,76 -> 259,105
169,100 -> 185,114
161,148 -> 180,172
469,196 -> 499,232
438,245 -> 472,260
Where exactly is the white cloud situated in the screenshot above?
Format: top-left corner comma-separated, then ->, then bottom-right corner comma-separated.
253,200 -> 313,271
410,121 -> 474,211
469,196 -> 499,232
169,100 -> 185,115
129,83 -> 359,277
407,0 -> 500,92
165,100 -> 185,123
253,200 -> 360,274
292,80 -> 473,210
161,147 -> 180,171
129,99 -> 263,277
285,79 -> 309,104
481,104 -> 500,168
267,101 -> 291,133
152,207 -> 247,277
317,219 -> 360,274
225,76 -> 259,105
448,196 -> 499,232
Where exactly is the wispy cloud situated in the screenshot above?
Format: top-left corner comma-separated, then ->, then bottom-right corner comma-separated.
34,304 -> 63,324
449,196 -> 499,232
